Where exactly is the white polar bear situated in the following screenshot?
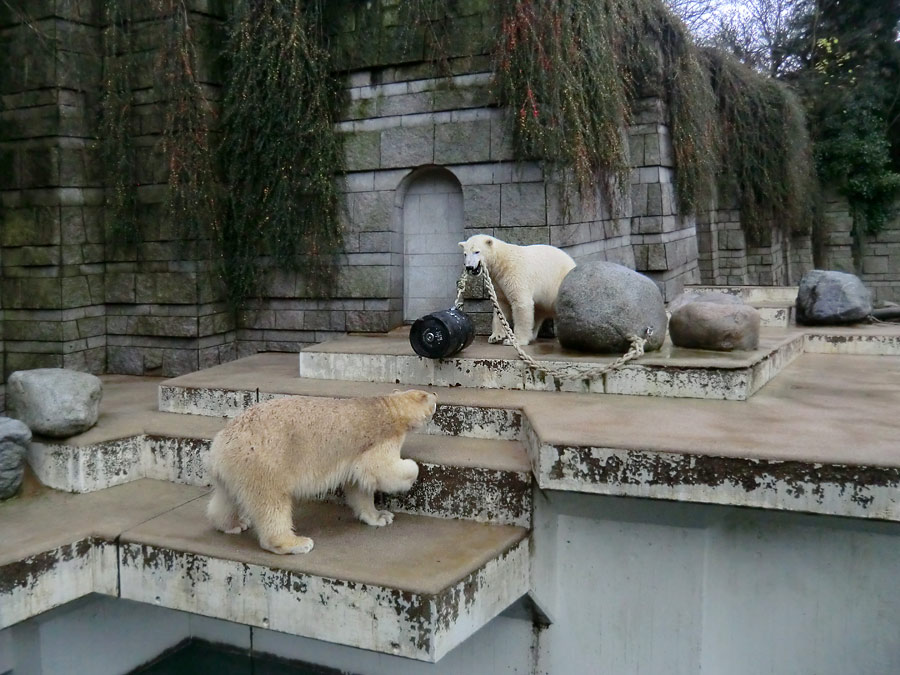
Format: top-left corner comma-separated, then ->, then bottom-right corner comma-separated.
459,234 -> 576,346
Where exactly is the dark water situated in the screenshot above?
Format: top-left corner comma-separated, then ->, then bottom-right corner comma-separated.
132,640 -> 351,675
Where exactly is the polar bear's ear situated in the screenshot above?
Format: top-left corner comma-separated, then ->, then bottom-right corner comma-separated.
485,238 -> 494,247
458,241 -> 465,247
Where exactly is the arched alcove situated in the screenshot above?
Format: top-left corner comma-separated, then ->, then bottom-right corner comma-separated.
401,167 -> 465,322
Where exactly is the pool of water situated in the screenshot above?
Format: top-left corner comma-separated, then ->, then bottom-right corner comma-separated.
132,640 -> 351,675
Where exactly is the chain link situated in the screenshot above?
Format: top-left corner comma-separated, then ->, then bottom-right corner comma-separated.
455,268 -> 649,381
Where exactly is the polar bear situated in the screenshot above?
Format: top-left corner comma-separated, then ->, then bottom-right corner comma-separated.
459,234 -> 576,346
205,390 -> 437,555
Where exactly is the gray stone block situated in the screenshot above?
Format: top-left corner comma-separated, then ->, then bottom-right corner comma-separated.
434,120 -> 491,165
462,184 -> 500,230
344,131 -> 381,171
380,125 -> 433,168
500,183 -> 545,227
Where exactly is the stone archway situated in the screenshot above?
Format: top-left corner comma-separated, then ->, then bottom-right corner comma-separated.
401,167 -> 465,322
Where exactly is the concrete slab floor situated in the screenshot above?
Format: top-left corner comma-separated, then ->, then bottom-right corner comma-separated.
1,479 -> 526,595
0,480 -> 208,566
122,495 -> 527,596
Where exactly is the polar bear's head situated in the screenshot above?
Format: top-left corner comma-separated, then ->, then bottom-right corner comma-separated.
390,389 -> 438,430
458,235 -> 497,276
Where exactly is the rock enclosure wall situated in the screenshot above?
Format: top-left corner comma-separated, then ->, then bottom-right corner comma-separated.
1,1 -> 894,382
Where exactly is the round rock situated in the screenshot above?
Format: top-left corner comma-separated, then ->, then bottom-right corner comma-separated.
796,270 -> 872,325
669,302 -> 761,351
667,291 -> 743,315
0,416 -> 32,499
7,368 -> 103,438
556,261 -> 667,353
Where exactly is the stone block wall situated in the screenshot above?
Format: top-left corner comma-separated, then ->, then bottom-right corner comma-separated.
5,0 -> 892,382
822,195 -> 900,303
0,2 -> 107,380
628,98 -> 699,300
696,202 -> 800,287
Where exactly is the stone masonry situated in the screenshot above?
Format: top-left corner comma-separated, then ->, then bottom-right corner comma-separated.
822,194 -> 900,304
1,0 -> 896,385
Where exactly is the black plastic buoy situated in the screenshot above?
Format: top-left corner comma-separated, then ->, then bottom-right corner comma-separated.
409,308 -> 475,359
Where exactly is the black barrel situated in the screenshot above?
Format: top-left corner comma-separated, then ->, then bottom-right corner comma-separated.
409,308 -> 475,359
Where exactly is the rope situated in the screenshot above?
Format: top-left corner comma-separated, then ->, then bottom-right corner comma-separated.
454,268 -> 650,381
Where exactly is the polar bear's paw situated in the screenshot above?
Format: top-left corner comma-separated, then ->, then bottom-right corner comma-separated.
504,336 -> 530,347
261,534 -> 315,555
223,518 -> 250,535
488,332 -> 506,344
359,509 -> 395,527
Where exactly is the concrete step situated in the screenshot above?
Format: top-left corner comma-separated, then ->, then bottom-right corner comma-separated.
25,378 -> 532,526
297,329 -> 806,401
684,285 -> 799,304
0,480 -> 529,662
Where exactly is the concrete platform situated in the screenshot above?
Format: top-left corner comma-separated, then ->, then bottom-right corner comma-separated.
157,351 -> 900,522
299,328 -> 807,400
0,481 -> 529,662
26,378 -> 531,527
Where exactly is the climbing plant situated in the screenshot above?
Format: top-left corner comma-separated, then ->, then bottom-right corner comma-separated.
706,49 -> 817,241
494,0 -> 816,240
98,0 -> 137,244
153,0 -> 220,248
219,0 -> 345,307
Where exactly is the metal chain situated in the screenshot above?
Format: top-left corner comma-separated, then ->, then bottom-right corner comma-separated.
455,268 -> 650,381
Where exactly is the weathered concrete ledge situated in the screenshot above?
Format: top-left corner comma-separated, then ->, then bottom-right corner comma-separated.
159,384 -> 523,440
525,429 -> 900,522
684,284 -> 799,304
156,351 -> 900,522
119,497 -> 530,662
299,332 -> 806,401
0,482 -> 531,662
804,328 -> 900,356
27,432 -> 532,527
0,481 -> 206,631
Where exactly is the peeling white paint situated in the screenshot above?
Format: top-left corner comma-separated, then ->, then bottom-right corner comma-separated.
298,338 -> 805,400
804,333 -> 900,356
117,539 -> 529,663
0,539 -> 116,631
529,440 -> 900,522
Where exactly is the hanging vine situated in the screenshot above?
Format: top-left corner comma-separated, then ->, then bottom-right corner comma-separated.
493,0 -> 815,240
153,0 -> 220,248
98,0 -> 138,244
219,0 -> 345,307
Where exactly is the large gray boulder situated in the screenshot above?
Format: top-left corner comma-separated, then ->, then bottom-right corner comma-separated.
796,270 -> 872,325
669,302 -> 761,351
0,416 -> 31,499
556,261 -> 667,353
7,369 -> 103,438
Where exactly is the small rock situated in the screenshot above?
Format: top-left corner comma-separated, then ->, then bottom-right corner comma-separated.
796,270 -> 872,325
556,261 -> 668,353
7,369 -> 103,438
667,291 -> 743,315
669,302 -> 761,351
0,416 -> 32,499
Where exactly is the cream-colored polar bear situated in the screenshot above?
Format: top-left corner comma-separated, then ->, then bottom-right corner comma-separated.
459,234 -> 576,346
205,390 -> 437,555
